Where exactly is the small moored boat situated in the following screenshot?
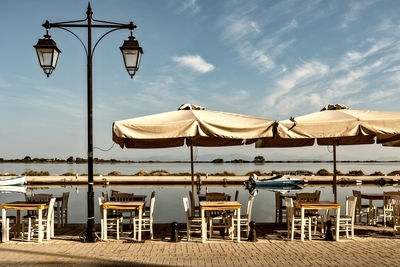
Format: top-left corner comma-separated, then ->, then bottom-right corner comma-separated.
0,175 -> 26,186
244,174 -> 303,189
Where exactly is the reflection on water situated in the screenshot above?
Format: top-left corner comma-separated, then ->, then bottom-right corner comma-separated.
0,184 -> 399,224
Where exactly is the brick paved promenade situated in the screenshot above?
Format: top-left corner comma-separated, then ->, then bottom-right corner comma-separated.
0,223 -> 399,266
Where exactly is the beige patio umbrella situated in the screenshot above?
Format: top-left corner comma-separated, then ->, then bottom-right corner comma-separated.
113,104 -> 276,214
257,104 -> 400,202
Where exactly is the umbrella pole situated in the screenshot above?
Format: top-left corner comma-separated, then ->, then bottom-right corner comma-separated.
190,143 -> 195,217
333,144 -> 337,203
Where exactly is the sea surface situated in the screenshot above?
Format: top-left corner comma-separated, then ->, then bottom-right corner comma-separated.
0,184 -> 399,224
1,162 -> 400,176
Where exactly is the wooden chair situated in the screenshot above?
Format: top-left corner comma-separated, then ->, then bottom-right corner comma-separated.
206,193 -> 231,238
233,196 -> 254,237
0,216 -> 16,241
189,190 -> 199,217
22,194 -> 53,240
332,196 -> 357,239
98,197 -> 123,240
54,192 -> 70,227
285,197 -> 311,240
23,197 -> 56,241
295,192 -> 324,234
352,190 -> 370,224
134,192 -> 155,240
183,197 -> 202,241
377,191 -> 400,226
112,193 -> 135,230
392,195 -> 400,234
234,190 -> 239,201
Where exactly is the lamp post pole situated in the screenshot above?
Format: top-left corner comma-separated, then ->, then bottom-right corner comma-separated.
34,3 -> 143,242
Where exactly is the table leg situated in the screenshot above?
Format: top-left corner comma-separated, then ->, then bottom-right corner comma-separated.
57,201 -> 61,229
2,208 -> 7,242
138,207 -> 142,241
237,208 -> 240,243
16,210 -> 21,238
51,211 -> 55,238
38,209 -> 43,243
103,207 -> 107,241
301,208 -> 305,242
201,208 -> 206,243
335,207 -> 340,241
368,199 -> 373,225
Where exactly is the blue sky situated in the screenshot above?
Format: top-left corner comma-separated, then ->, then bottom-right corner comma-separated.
1,0 -> 400,161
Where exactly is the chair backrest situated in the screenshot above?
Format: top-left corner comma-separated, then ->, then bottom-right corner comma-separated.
234,190 -> 239,201
26,194 -> 53,216
246,196 -> 255,221
149,191 -> 156,220
46,198 -> 56,224
112,193 -> 135,202
183,197 -> 190,220
62,192 -> 70,210
314,190 -> 321,200
295,192 -> 318,202
98,197 -> 104,219
111,189 -> 120,196
284,197 -> 295,219
392,195 -> 400,217
352,190 -> 362,209
206,192 -> 226,201
383,191 -> 400,208
275,191 -> 282,208
189,190 -> 195,209
102,192 -> 109,202
345,196 -> 357,218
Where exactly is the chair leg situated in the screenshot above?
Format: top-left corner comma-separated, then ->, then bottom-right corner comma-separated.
150,221 -> 153,240
291,220 -> 295,240
27,218 -> 32,241
308,218 -> 312,241
116,220 -> 120,240
100,219 -> 104,239
187,222 -> 191,241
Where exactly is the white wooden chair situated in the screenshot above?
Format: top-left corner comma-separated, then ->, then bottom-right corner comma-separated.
134,191 -> 155,240
376,191 -> 400,226
285,197 -> 311,240
98,197 -> 123,240
233,196 -> 254,237
183,197 -> 202,241
22,194 -> 53,240
392,195 -> 400,234
332,196 -> 357,239
23,198 -> 56,241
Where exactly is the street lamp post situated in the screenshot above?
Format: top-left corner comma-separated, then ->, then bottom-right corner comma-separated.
34,3 -> 143,242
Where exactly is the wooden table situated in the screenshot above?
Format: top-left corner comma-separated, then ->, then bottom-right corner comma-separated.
102,201 -> 145,241
2,201 -> 49,243
199,201 -> 241,243
361,193 -> 383,225
293,201 -> 341,242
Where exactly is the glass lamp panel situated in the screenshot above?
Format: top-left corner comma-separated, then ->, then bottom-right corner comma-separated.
123,50 -> 139,68
51,50 -> 60,68
37,48 -> 54,67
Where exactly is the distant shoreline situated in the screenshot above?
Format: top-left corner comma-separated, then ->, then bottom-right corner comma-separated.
2,160 -> 400,164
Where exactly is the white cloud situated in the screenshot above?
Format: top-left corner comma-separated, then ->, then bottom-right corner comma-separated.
182,0 -> 200,12
172,55 -> 215,73
341,0 -> 375,28
266,61 -> 329,106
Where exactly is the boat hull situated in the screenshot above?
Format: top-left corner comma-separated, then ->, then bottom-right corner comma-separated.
0,175 -> 26,186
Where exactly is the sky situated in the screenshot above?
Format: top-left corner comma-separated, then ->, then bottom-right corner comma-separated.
1,0 -> 400,161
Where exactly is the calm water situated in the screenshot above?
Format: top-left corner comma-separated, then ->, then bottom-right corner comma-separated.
1,162 -> 400,176
1,184 -> 399,224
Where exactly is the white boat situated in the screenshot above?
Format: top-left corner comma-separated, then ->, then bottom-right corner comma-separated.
0,175 -> 26,186
244,174 -> 303,189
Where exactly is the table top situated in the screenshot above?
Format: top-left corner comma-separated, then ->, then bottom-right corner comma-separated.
361,193 -> 383,200
103,201 -> 145,210
200,201 -> 241,210
293,201 -> 340,209
2,201 -> 48,210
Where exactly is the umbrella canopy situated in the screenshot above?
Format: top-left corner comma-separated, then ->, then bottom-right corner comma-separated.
113,104 -> 276,215
256,104 -> 400,202
113,104 -> 276,148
